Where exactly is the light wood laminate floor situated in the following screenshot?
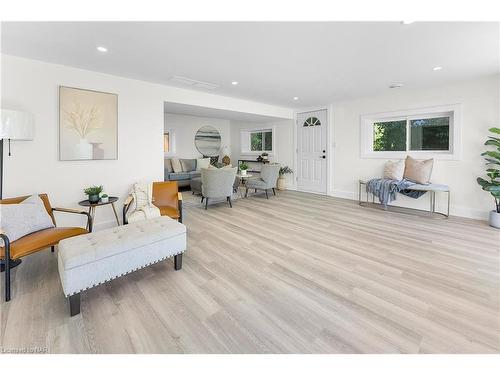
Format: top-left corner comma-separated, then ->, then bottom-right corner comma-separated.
1,191 -> 499,353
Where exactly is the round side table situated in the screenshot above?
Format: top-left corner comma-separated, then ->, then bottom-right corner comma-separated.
78,197 -> 120,229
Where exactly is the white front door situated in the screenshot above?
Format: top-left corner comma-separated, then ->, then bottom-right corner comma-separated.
297,110 -> 327,194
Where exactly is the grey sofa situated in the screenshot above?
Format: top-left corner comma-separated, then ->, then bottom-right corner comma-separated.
245,164 -> 281,199
201,167 -> 237,210
164,158 -> 202,188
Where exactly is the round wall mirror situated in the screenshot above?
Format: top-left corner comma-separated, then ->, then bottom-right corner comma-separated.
194,126 -> 222,156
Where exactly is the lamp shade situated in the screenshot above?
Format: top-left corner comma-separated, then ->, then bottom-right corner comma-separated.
0,109 -> 35,140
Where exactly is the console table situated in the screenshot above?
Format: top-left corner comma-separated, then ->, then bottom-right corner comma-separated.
237,159 -> 269,173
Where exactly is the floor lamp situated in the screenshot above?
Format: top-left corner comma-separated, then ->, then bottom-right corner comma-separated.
0,109 -> 35,271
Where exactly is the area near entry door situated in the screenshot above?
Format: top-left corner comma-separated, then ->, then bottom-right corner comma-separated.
297,110 -> 327,194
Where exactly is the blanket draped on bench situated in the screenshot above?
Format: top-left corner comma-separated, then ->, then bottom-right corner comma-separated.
366,178 -> 427,208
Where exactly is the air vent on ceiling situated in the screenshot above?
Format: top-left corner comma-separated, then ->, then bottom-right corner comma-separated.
170,76 -> 219,90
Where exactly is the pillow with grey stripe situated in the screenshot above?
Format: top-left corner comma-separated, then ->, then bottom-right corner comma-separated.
0,194 -> 55,246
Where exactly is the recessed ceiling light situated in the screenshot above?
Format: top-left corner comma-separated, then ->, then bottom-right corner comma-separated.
389,83 -> 404,89
432,66 -> 443,71
293,97 -> 299,101
96,46 -> 108,53
401,21 -> 415,25
231,81 -> 239,85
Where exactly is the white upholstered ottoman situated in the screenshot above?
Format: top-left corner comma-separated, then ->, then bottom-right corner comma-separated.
58,216 -> 186,316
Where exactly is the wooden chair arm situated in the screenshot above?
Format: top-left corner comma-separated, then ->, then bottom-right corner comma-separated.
53,207 -> 88,215
122,195 -> 134,225
177,192 -> 183,201
52,208 -> 93,232
124,195 -> 134,206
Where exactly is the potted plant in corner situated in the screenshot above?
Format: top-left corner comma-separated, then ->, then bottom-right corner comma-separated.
278,166 -> 293,191
239,162 -> 249,176
477,127 -> 500,228
84,185 -> 103,204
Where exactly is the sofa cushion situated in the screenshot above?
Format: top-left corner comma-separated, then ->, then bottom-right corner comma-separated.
168,172 -> 191,181
196,158 -> 210,170
189,171 -> 201,179
171,158 -> 183,173
180,158 -> 197,172
164,158 -> 173,173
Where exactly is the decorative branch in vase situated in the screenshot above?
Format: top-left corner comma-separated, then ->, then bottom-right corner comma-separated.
64,102 -> 102,159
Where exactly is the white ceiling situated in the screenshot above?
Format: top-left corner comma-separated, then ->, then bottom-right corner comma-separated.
164,102 -> 289,123
1,22 -> 498,107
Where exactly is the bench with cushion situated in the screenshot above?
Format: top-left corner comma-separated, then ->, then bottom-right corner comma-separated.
358,180 -> 450,217
58,216 -> 186,316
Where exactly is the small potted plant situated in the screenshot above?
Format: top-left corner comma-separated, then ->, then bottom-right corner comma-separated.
84,185 -> 103,204
261,152 -> 269,161
100,193 -> 109,203
278,166 -> 293,191
477,127 -> 500,228
239,162 -> 249,176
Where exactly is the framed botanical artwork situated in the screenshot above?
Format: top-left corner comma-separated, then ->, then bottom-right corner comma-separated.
59,86 -> 118,160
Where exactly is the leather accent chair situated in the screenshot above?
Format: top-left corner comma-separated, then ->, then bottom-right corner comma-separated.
0,194 -> 92,302
245,164 -> 281,199
123,181 -> 183,224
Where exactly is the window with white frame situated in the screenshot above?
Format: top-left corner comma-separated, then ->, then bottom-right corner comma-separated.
360,105 -> 461,159
163,129 -> 176,155
241,127 -> 274,154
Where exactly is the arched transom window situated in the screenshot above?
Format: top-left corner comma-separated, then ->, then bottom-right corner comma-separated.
303,116 -> 321,127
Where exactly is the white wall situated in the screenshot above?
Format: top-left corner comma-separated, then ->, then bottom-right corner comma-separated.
330,75 -> 500,219
230,119 -> 296,189
1,55 -> 293,228
164,113 -> 230,159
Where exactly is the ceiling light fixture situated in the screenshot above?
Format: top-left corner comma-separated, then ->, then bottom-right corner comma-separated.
231,81 -> 239,85
432,66 -> 443,71
401,21 -> 415,25
293,97 -> 299,101
96,46 -> 108,53
389,83 -> 404,89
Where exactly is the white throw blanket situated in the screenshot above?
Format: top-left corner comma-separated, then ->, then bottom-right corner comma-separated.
126,183 -> 161,223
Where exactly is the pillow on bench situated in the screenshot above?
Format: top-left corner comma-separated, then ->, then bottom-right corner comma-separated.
383,159 -> 405,180
404,156 -> 434,184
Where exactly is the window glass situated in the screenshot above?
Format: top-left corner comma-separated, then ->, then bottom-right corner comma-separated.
163,132 -> 169,153
410,117 -> 450,151
250,132 -> 263,151
264,131 -> 272,151
373,120 -> 407,151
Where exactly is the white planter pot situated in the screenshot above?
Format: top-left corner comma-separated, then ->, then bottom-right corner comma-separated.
277,177 -> 286,191
240,169 -> 247,176
489,210 -> 500,229
101,197 -> 109,203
